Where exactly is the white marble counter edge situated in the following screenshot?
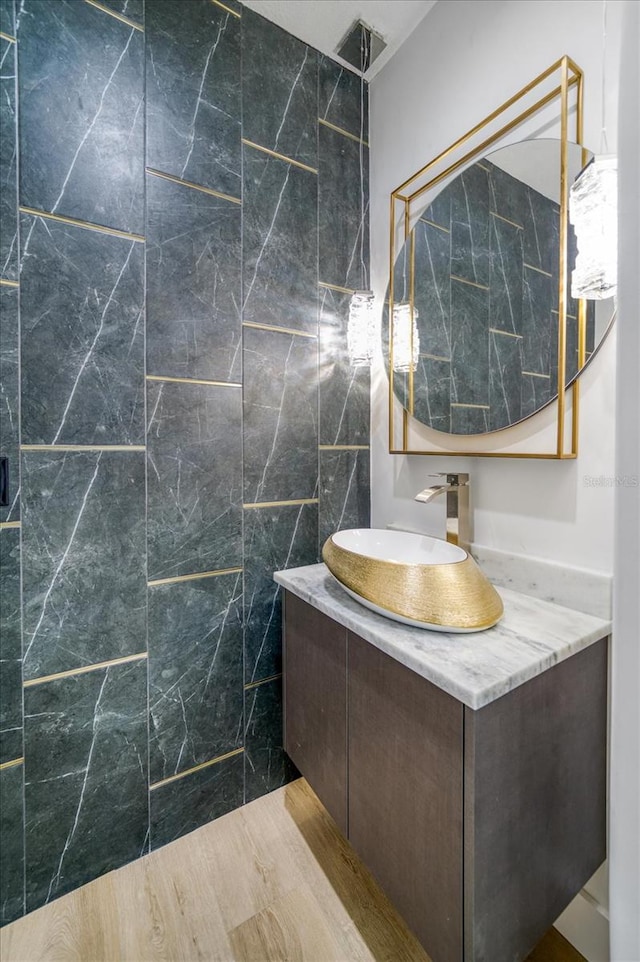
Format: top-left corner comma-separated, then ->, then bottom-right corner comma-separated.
274,564 -> 611,710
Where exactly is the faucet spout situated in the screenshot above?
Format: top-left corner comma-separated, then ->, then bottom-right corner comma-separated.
414,473 -> 470,554
414,483 -> 452,504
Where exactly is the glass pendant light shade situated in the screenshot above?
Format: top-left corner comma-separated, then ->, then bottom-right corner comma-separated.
392,303 -> 420,373
347,290 -> 376,367
569,155 -> 618,299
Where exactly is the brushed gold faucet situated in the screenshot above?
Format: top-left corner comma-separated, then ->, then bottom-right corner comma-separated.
414,473 -> 470,554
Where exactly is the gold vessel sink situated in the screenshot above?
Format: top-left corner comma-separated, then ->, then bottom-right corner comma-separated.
322,529 -> 504,632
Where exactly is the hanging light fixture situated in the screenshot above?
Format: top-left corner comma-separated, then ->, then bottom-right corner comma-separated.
569,155 -> 617,299
392,303 -> 420,373
347,290 -> 376,366
346,22 -> 375,367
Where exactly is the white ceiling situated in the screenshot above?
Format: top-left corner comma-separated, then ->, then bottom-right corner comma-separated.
241,0 -> 437,79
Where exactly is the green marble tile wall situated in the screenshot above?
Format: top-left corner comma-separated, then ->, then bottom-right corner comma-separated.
0,0 -> 370,924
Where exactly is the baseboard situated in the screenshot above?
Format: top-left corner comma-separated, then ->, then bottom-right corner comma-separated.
555,889 -> 610,962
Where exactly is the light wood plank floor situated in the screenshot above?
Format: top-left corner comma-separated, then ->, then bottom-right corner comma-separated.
1,778 -> 585,962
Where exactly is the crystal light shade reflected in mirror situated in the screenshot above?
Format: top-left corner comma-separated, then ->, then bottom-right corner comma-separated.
392,303 -> 420,373
570,156 -> 618,299
385,138 -> 616,437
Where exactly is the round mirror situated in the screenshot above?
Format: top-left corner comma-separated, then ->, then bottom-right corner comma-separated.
385,139 -> 615,436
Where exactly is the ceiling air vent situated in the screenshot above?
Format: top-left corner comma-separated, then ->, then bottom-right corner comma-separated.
335,20 -> 386,75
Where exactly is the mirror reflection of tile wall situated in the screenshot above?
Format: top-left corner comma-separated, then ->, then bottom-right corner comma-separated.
391,160 -> 594,434
0,0 -> 369,925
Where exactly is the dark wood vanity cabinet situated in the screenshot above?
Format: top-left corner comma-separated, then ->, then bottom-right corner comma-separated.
283,592 -> 608,962
282,593 -> 348,835
348,632 -> 464,962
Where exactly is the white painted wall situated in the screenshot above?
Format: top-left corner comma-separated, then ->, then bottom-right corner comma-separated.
610,2 -> 640,958
369,2 -> 634,957
369,0 -> 623,575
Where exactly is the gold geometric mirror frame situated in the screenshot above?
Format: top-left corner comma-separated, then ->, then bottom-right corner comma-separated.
388,56 -> 587,459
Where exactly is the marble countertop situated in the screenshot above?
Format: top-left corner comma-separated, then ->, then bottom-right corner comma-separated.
273,563 -> 611,710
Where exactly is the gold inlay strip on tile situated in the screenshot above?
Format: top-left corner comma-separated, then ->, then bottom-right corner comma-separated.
146,375 -> 242,388
319,281 -> 357,295
418,217 -> 450,234
318,444 -> 369,451
451,402 -> 490,410
421,352 -> 450,362
491,211 -> 524,230
146,168 -> 241,205
0,31 -> 16,43
0,757 -> 23,771
150,747 -> 244,790
0,521 -> 21,530
244,673 -> 282,691
318,118 -> 368,148
450,274 -> 489,291
523,262 -> 553,277
244,498 -> 318,509
24,652 -> 147,689
522,371 -> 551,379
0,278 -> 19,288
21,444 -> 146,452
19,207 -> 145,243
242,139 -> 318,175
489,328 -> 523,339
242,321 -> 317,340
211,0 -> 241,17
84,0 -> 144,31
149,566 -> 243,587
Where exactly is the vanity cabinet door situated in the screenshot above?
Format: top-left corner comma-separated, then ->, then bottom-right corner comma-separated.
282,592 -> 348,835
347,632 -> 465,962
464,637 -> 608,962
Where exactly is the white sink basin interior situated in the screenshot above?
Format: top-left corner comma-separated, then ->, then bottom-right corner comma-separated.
331,528 -> 468,566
